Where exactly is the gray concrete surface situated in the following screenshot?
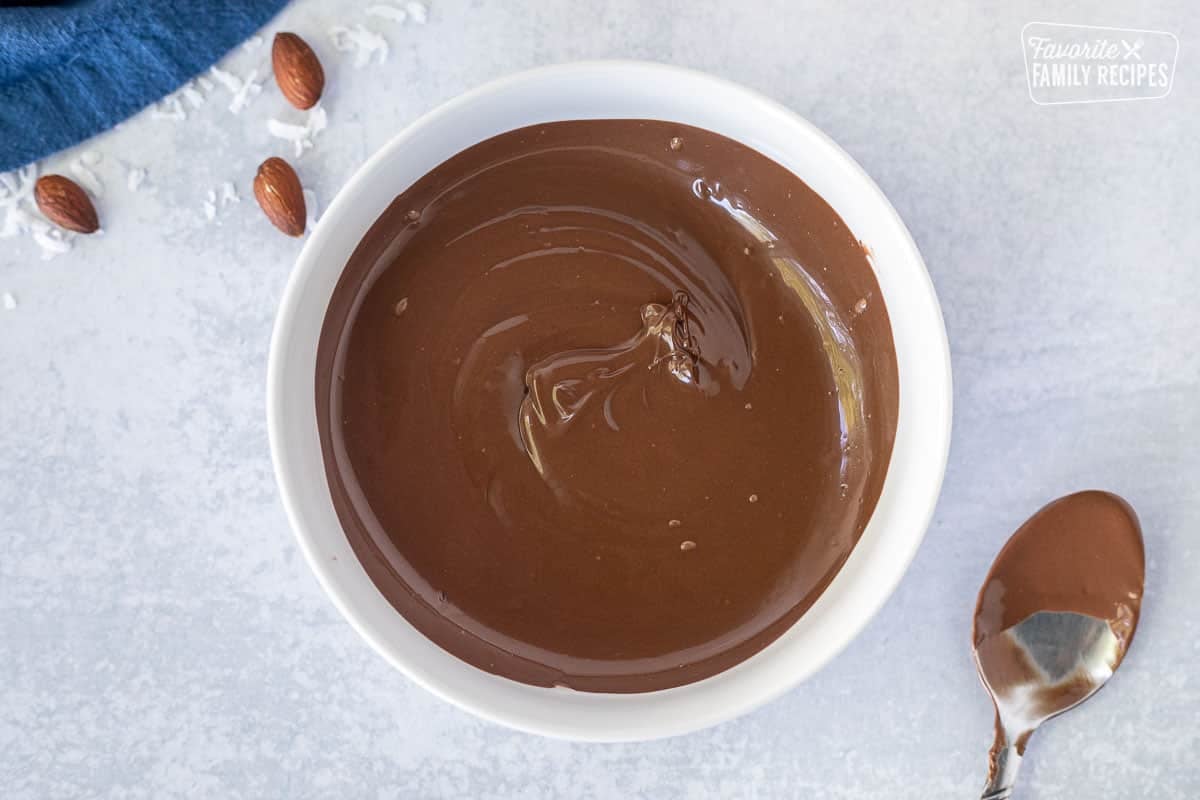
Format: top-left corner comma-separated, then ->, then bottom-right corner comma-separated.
2,1 -> 1196,796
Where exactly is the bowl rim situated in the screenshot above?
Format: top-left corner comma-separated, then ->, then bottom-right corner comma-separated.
267,59 -> 952,741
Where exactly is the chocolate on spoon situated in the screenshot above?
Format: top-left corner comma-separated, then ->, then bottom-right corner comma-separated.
973,491 -> 1145,799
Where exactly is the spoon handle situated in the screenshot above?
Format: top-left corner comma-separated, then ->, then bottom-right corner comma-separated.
981,741 -> 1023,799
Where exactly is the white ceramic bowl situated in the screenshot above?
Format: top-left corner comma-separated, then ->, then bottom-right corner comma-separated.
267,61 -> 951,741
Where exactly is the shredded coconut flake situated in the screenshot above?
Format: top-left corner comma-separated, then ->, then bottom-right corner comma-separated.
2,292 -> 16,311
210,66 -> 263,114
0,164 -> 71,258
197,76 -> 216,92
329,25 -> 389,68
31,219 -> 73,259
406,1 -> 428,24
0,165 -> 38,239
127,167 -> 147,192
151,96 -> 187,122
209,66 -> 242,93
81,150 -> 102,166
367,4 -> 408,22
267,105 -> 328,157
266,118 -> 307,143
202,184 -> 239,222
227,69 -> 263,114
243,35 -> 264,50
0,205 -> 33,239
181,82 -> 206,110
70,158 -> 104,197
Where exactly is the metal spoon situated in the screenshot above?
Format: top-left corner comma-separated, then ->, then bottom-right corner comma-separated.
972,490 -> 1145,799
974,611 -> 1127,798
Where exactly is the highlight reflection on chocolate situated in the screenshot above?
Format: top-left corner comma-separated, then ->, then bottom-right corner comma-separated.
316,120 -> 898,692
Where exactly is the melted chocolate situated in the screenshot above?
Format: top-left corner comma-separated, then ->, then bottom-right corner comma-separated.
973,491 -> 1145,760
974,491 -> 1145,652
316,120 -> 898,692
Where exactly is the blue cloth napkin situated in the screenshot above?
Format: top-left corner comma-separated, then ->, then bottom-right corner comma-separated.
0,0 -> 289,172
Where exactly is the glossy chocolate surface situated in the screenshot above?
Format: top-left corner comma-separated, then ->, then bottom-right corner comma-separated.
974,491 -> 1145,652
316,120 -> 898,691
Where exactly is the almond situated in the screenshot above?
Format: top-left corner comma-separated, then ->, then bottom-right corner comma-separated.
34,175 -> 100,234
253,157 -> 306,237
272,32 -> 325,110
